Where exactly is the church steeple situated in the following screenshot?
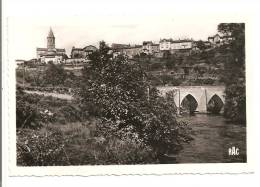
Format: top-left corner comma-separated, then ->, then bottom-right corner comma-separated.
47,27 -> 55,49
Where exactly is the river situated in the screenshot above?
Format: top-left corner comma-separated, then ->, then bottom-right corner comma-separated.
164,114 -> 246,164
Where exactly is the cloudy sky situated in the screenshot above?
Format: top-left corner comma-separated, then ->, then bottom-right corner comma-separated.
6,0 -> 249,60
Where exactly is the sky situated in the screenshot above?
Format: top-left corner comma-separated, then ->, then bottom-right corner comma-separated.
9,16 -> 220,60
6,0 -> 250,60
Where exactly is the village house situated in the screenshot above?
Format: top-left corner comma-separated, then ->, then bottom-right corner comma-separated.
159,39 -> 173,51
208,34 -> 221,45
70,45 -> 98,58
170,39 -> 193,50
122,45 -> 143,59
170,39 -> 193,55
159,38 -> 193,56
111,43 -> 143,59
111,43 -> 129,58
208,33 -> 234,47
142,41 -> 159,55
159,39 -> 193,51
70,47 -> 85,58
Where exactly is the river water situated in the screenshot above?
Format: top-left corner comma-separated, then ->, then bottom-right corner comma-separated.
166,114 -> 246,163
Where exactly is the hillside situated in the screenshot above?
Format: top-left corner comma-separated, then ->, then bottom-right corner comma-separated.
136,45 -> 231,86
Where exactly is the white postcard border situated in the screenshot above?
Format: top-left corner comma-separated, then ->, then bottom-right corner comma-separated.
4,12 -> 256,176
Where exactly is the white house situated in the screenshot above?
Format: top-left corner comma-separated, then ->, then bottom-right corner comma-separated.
208,34 -> 222,45
159,38 -> 193,52
159,39 -> 173,51
171,40 -> 193,50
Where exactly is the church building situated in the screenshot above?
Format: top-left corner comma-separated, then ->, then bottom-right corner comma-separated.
36,28 -> 66,64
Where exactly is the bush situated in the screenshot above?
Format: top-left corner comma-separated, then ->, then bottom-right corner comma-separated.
43,63 -> 67,86
16,123 -> 159,165
57,105 -> 83,122
66,135 -> 158,165
16,90 -> 42,129
224,82 -> 246,123
150,62 -> 164,71
17,128 -> 70,166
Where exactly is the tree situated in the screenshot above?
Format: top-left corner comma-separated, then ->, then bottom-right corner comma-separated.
150,62 -> 163,71
218,23 -> 246,123
80,41 -> 192,156
163,50 -> 171,59
196,40 -> 207,51
44,63 -> 67,86
165,57 -> 176,69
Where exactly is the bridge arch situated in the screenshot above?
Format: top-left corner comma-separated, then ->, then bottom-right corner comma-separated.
180,94 -> 198,114
207,94 -> 224,114
157,86 -> 225,113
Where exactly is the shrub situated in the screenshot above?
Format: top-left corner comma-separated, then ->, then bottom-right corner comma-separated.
17,128 -> 70,166
16,90 -> 42,129
224,82 -> 246,123
57,105 -> 82,122
65,134 -> 158,165
43,63 -> 67,86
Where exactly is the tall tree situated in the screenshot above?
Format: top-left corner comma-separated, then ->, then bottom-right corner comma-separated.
218,23 -> 246,123
80,41 -> 192,155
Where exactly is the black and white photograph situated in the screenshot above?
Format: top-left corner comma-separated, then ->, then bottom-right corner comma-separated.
13,18 -> 246,166
3,1 -> 260,186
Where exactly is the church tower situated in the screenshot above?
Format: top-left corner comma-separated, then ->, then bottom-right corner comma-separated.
47,27 -> 55,50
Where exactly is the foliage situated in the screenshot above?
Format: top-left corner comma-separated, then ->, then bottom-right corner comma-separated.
165,58 -> 176,69
17,122 -> 159,165
16,88 -> 84,128
163,50 -> 171,59
56,105 -> 84,123
80,41 -> 193,155
17,127 -> 70,166
66,134 -> 158,165
16,89 -> 43,129
159,74 -> 182,86
194,78 -> 215,85
44,63 -> 67,86
196,40 -> 207,50
218,23 -> 246,123
223,82 -> 246,122
150,62 -> 164,71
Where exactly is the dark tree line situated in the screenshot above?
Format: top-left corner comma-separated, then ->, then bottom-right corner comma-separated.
218,23 -> 246,123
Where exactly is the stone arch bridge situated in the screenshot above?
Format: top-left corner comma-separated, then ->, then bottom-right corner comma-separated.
157,86 -> 225,113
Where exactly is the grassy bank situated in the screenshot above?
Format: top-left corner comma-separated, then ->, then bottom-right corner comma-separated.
16,91 -> 159,166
